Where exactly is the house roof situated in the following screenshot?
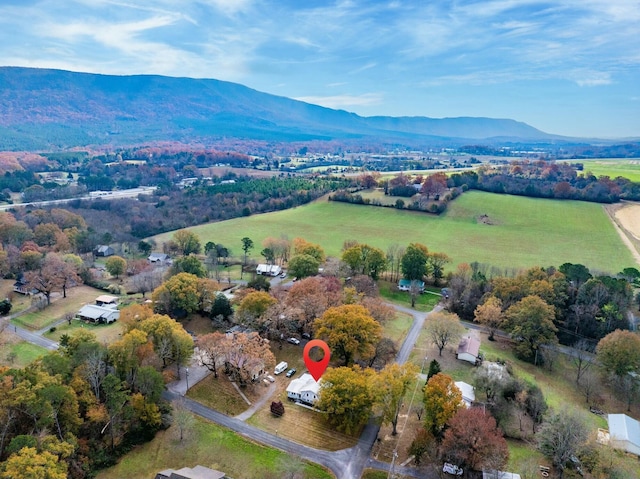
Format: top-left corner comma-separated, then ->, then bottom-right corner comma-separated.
256,263 -> 281,273
148,253 -> 169,261
455,381 -> 476,405
608,414 -> 640,447
286,373 -> 320,396
77,304 -> 120,320
457,336 -> 481,357
158,465 -> 225,479
95,245 -> 112,253
95,295 -> 118,304
398,279 -> 425,287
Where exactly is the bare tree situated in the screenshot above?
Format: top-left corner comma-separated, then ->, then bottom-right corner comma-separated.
82,349 -> 107,399
571,339 -> 595,384
425,312 -> 464,356
172,398 -> 195,444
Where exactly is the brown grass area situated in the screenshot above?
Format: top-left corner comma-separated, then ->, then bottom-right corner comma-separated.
187,372 -> 264,416
12,285 -> 107,330
248,388 -> 359,451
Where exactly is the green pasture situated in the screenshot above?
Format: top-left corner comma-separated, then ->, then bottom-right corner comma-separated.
573,158 -> 640,182
151,191 -> 635,273
97,414 -> 333,479
0,342 -> 48,368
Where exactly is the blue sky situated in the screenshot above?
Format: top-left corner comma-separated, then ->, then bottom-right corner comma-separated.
1,0 -> 639,138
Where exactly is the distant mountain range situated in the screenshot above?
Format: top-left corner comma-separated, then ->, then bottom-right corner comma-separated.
0,66 -> 575,150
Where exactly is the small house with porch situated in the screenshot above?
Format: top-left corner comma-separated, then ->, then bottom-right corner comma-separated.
398,279 -> 425,292
454,381 -> 476,408
457,336 -> 481,365
286,373 -> 320,406
148,252 -> 170,263
76,304 -> 119,324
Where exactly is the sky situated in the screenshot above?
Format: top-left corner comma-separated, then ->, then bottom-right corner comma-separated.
1,0 -> 639,139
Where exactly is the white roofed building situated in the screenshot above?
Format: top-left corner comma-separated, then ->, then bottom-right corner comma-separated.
76,304 -> 120,324
608,414 -> 640,456
455,381 -> 475,408
286,373 -> 320,406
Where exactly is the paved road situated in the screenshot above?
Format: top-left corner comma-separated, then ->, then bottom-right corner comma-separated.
12,324 -> 59,350
0,186 -> 156,211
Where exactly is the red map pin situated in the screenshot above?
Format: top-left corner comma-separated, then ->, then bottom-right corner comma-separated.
303,339 -> 331,382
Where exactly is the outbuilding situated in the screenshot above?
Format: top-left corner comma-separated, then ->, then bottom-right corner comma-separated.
608,413 -> 640,456
256,263 -> 282,276
94,245 -> 114,257
457,336 -> 481,365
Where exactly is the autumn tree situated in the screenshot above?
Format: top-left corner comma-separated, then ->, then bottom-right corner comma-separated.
131,268 -> 163,298
474,296 -> 504,341
173,230 -> 201,255
314,304 -> 383,366
25,253 -> 79,304
236,290 -> 277,326
440,408 -> 509,472
423,373 -> 462,437
596,329 -> 640,377
341,243 -> 387,280
293,237 -> 325,262
138,313 -> 194,374
221,332 -> 275,387
288,254 -> 320,279
105,255 -> 127,279
375,362 -> 418,435
0,446 -> 68,479
197,331 -> 227,378
421,172 -> 448,198
318,366 -> 377,434
505,295 -> 558,364
425,311 -> 464,356
152,272 -> 201,318
285,276 -> 342,334
401,243 -> 430,281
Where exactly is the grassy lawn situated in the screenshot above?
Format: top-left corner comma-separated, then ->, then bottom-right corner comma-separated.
44,319 -> 124,344
379,281 -> 442,312
0,280 -> 32,314
0,341 -> 48,368
151,191 -> 635,274
383,311 -> 413,345
11,285 -> 108,331
96,414 -> 334,479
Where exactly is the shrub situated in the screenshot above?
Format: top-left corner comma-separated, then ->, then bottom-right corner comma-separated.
270,401 -> 285,417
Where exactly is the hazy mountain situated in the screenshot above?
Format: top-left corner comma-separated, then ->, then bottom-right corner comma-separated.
0,66 -> 560,150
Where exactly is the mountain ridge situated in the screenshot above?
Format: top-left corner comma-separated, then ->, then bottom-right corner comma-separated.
0,66 -> 570,150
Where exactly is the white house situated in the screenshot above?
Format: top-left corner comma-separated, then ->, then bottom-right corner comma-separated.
455,381 -> 475,408
457,336 -> 481,365
256,264 -> 282,276
608,414 -> 640,456
483,471 -> 521,479
398,279 -> 425,292
286,373 -> 320,405
76,304 -> 120,324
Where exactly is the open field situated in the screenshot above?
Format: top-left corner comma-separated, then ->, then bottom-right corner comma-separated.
571,158 -> 640,182
11,285 -> 107,331
151,191 -> 636,273
96,415 -> 333,479
0,334 -> 48,368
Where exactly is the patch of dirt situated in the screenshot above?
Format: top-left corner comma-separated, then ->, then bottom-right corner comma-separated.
604,202 -> 640,266
477,214 -> 495,225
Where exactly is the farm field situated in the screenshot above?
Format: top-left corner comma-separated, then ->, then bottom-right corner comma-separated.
571,158 -> 640,182
151,191 -> 636,273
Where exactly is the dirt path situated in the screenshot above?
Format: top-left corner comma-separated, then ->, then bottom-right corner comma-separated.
604,202 -> 640,266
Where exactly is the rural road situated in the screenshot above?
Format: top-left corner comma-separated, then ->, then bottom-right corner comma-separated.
165,301 -> 447,479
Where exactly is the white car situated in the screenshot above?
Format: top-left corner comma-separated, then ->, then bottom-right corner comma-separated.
443,463 -> 463,476
287,337 -> 300,345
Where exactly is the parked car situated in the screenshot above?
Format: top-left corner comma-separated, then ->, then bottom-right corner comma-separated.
301,332 -> 311,340
443,463 -> 463,476
266,375 -> 275,383
274,361 -> 288,375
287,337 -> 300,345
286,368 -> 297,378
280,272 -> 287,278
